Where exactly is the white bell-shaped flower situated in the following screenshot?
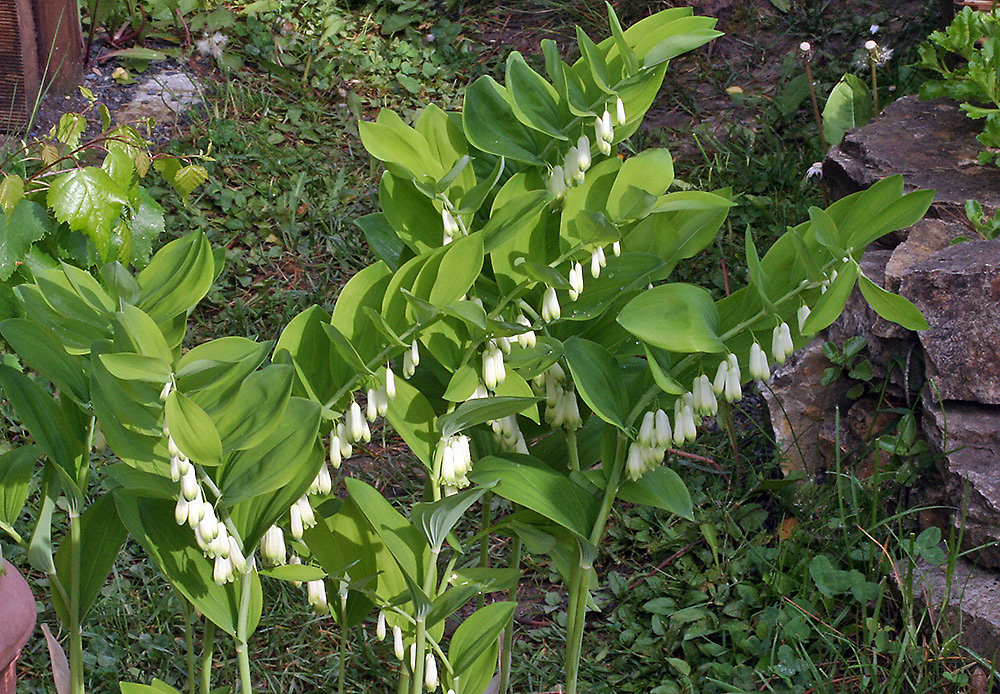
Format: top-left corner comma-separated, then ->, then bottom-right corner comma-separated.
541,287 -> 561,322
393,626 -> 405,660
749,342 -> 771,382
547,165 -> 567,199
262,524 -> 286,566
307,579 -> 329,614
376,611 -> 387,641
615,97 -> 626,126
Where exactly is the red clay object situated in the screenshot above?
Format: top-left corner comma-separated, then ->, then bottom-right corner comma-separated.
0,559 -> 36,694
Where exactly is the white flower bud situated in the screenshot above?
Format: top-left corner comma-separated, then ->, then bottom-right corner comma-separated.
410,644 -> 417,672
330,430 -> 343,468
865,39 -> 877,51
425,653 -> 438,690
160,380 -> 172,401
799,41 -> 811,52
713,359 -> 729,396
168,436 -> 182,458
393,626 -> 405,660
289,500 -> 304,541
307,579 -> 329,614
615,97 -> 626,126
654,409 -> 672,448
516,314 -> 536,348
563,147 -> 580,186
312,464 -> 333,496
174,495 -> 189,525
639,411 -> 655,447
175,455 -> 191,477
596,112 -> 613,143
576,135 -> 591,171
198,504 -> 219,543
547,166 -> 568,199
626,443 -> 645,481
348,401 -> 365,442
749,342 -> 771,382
612,240 -> 621,256
568,262 -> 584,301
297,496 -> 316,530
442,208 -> 459,237
288,554 -> 303,586
725,353 -> 742,402
385,365 -> 396,400
180,467 -> 200,502
170,456 -> 181,482
541,287 -> 561,322
228,537 -> 248,575
262,525 -> 286,566
376,611 -> 387,641
213,554 -> 233,585
798,304 -> 812,334
367,388 -> 379,422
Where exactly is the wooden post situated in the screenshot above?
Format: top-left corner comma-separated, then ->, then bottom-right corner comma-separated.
32,0 -> 83,93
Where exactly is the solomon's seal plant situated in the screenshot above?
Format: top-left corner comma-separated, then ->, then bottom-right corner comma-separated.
0,4 -> 933,694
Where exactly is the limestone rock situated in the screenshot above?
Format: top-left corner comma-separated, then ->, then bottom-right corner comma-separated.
900,239 -> 1000,405
922,396 -> 1000,567
115,71 -> 202,129
825,96 -> 1000,219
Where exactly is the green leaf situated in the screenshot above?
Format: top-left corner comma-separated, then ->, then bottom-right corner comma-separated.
99,353 -> 172,383
643,27 -> 723,67
576,25 -> 614,93
345,477 -> 430,586
359,109 -> 444,181
411,485 -> 492,552
607,150 -> 675,221
0,365 -> 86,470
643,345 -> 685,395
464,76 -> 544,165
802,261 -> 859,334
136,232 -> 215,325
618,283 -> 726,353
449,602 -> 516,693
0,174 -> 24,214
52,494 -> 127,622
745,228 -> 772,309
506,51 -> 568,140
114,304 -> 173,362
47,168 -> 128,241
617,466 -> 693,520
165,391 -> 222,466
0,445 -> 39,529
356,213 -> 407,271
172,165 -> 208,200
808,205 -> 844,252
214,365 -> 295,453
469,456 -> 599,538
857,273 -> 929,331
217,397 -> 321,507
323,323 -> 373,377
849,189 -> 935,249
564,336 -> 627,429
386,372 -> 438,469
0,319 -> 88,403
822,74 -> 873,146
438,397 -> 540,438
0,202 -> 51,279
274,305 -> 335,402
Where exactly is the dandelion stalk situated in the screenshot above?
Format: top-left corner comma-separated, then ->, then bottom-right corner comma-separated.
800,43 -> 828,152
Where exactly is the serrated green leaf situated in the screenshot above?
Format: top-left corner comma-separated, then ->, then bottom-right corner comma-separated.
48,168 -> 128,241
0,202 -> 53,280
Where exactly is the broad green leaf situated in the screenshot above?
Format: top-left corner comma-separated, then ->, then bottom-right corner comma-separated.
561,252 -> 666,322
136,232 -> 215,324
429,232 -> 484,306
858,273 -> 929,331
606,149 -> 675,221
617,466 -> 693,520
345,477 -> 430,586
47,168 -> 128,241
0,202 -> 51,279
0,365 -> 86,470
172,165 -> 208,200
822,74 -> 873,146
323,323 -> 373,377
356,213 -> 407,270
464,76 -> 545,165
643,27 -> 723,67
360,108 -> 444,181
564,336 -> 627,429
0,445 -> 39,528
214,364 -> 294,453
439,397 -> 540,438
506,51 -> 568,140
469,456 -> 599,538
165,391 -> 222,466
411,485 -> 492,552
380,172 -> 443,254
52,494 -> 127,622
27,471 -> 57,574
618,283 -> 726,353
99,353 -> 172,383
274,305 -> 335,402
745,228 -> 772,309
176,337 -> 271,408
802,261 -> 860,334
576,25 -> 614,93
217,397 -> 321,506
808,205 -> 844,252
0,319 -> 88,403
385,371 -> 438,470
850,189 -> 935,249
0,174 -> 24,214
504,337 -> 564,380
113,304 -> 173,362
449,602 -> 516,693
606,2 -> 639,75
643,345 -> 685,395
